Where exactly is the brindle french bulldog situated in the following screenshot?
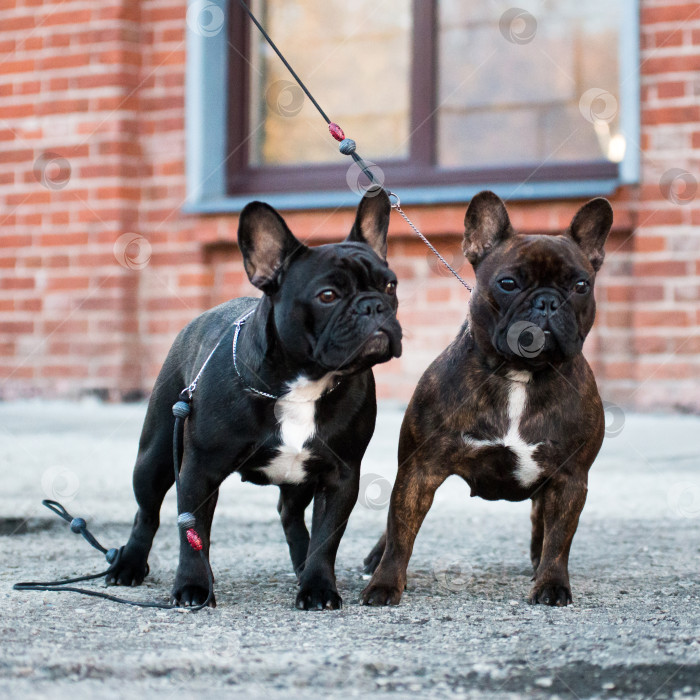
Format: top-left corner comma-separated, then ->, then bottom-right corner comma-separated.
362,191 -> 612,607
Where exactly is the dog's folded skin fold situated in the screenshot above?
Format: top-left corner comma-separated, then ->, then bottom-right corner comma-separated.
362,190 -> 612,608
108,186 -> 402,609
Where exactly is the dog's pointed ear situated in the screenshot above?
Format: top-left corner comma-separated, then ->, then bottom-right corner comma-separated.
237,201 -> 306,293
462,191 -> 513,267
567,198 -> 613,272
346,186 -> 391,261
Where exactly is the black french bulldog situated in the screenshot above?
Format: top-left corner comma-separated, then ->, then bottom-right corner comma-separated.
362,191 -> 612,607
108,186 -> 402,609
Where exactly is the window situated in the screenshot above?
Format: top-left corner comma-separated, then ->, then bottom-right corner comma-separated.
185,0 -> 638,210
245,0 -> 413,167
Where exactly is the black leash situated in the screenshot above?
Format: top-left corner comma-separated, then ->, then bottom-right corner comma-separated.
236,0 -> 383,187
237,0 -> 331,125
13,391 -> 214,611
237,0 -> 473,292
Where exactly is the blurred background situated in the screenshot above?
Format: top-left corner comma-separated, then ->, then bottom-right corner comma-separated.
0,0 -> 698,412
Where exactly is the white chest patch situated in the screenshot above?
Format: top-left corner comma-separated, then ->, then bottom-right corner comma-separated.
259,374 -> 333,485
463,370 -> 543,487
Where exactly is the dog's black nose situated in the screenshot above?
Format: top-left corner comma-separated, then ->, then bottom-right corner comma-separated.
532,292 -> 559,315
358,297 -> 385,316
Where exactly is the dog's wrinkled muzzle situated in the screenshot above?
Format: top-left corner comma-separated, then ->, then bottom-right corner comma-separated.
314,306 -> 402,372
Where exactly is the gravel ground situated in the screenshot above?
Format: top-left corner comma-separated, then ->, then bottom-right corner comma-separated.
1,400 -> 700,699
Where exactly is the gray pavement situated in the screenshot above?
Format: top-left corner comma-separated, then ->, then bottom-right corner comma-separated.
1,400 -> 700,699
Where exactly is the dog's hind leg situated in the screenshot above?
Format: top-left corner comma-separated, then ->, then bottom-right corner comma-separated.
107,387 -> 177,587
363,530 -> 386,574
278,483 -> 314,578
530,495 -> 544,574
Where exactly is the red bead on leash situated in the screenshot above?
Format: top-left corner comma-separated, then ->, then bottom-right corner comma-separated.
186,528 -> 203,551
328,122 -> 345,141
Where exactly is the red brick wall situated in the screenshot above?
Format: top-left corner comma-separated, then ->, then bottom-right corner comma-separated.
0,0 -> 698,412
633,0 -> 700,411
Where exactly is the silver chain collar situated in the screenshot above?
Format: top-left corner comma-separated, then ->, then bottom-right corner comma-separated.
232,308 -> 340,402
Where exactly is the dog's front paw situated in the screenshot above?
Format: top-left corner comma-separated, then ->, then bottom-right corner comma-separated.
528,580 -> 572,607
295,583 -> 342,610
170,582 -> 215,608
361,581 -> 403,606
105,548 -> 149,587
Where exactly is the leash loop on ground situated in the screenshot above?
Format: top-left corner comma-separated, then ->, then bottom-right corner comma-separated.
40,499 -> 116,559
14,373 -> 217,610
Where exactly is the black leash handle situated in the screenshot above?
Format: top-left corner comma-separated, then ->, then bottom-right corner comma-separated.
237,0 -> 331,124
237,0 -> 379,185
13,395 -> 214,612
41,499 -> 117,559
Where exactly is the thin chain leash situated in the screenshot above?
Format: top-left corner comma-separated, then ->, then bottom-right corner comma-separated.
236,0 -> 472,295
388,194 -> 473,292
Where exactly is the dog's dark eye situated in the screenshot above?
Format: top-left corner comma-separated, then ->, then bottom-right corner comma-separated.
498,278 -> 518,292
574,280 -> 590,294
318,289 -> 338,304
385,281 -> 397,296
